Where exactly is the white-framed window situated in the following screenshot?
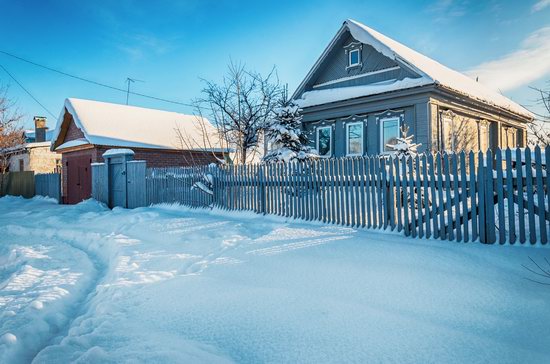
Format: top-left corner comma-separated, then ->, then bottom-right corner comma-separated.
479,121 -> 489,152
348,49 -> 360,68
380,117 -> 400,153
317,126 -> 332,158
346,122 -> 364,156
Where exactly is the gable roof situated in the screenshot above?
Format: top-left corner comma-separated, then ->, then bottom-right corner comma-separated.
51,98 -> 224,152
294,19 -> 533,120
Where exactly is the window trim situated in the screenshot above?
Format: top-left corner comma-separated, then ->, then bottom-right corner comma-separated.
348,49 -> 361,68
346,121 -> 364,156
478,121 -> 489,152
379,117 -> 401,154
506,127 -> 517,148
441,113 -> 455,152
316,126 -> 332,158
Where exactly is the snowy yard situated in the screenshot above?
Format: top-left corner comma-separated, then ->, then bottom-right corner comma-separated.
1,197 -> 550,363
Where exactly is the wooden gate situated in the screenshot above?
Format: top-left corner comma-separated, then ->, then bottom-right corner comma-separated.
66,155 -> 92,204
108,158 -> 127,208
127,161 -> 146,208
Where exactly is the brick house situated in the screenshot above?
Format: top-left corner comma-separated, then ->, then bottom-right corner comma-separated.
7,116 -> 61,173
50,98 -> 225,204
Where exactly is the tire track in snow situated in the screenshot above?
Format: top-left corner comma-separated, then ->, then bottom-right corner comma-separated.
2,225 -> 108,362
32,236 -> 107,361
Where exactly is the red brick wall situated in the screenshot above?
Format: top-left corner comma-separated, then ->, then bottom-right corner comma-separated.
94,146 -> 222,167
65,118 -> 85,141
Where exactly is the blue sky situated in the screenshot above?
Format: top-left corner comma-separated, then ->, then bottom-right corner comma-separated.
0,0 -> 549,129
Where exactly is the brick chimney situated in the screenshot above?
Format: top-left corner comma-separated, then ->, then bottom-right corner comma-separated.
34,116 -> 47,142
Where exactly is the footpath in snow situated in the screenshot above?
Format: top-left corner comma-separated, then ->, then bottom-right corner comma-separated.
1,196 -> 550,363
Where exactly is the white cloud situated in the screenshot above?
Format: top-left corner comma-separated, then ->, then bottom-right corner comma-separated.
426,0 -> 467,22
532,0 -> 550,12
466,27 -> 550,92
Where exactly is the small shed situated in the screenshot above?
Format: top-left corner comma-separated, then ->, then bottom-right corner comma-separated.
50,98 -> 224,204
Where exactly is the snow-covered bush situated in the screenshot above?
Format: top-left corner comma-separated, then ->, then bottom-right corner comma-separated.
385,125 -> 421,159
385,125 -> 424,208
263,100 -> 318,164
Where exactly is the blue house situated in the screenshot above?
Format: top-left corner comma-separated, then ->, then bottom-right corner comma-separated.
292,19 -> 534,158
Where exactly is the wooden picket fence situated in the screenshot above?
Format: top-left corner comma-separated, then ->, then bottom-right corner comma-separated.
146,166 -> 214,208
1,171 -> 35,198
99,146 -> 550,245
35,173 -> 61,201
0,171 -> 61,201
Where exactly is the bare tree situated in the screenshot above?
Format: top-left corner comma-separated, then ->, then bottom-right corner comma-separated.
0,85 -> 24,183
173,103 -> 231,166
527,84 -> 550,146
197,61 -> 283,164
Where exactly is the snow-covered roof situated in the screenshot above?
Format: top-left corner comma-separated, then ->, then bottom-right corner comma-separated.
55,138 -> 90,151
52,98 -> 224,152
2,141 -> 52,154
298,78 -> 431,108
296,19 -> 533,119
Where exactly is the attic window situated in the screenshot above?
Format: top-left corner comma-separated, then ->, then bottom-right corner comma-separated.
348,49 -> 361,68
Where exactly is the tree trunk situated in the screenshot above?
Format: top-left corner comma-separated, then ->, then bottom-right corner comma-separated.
240,146 -> 247,165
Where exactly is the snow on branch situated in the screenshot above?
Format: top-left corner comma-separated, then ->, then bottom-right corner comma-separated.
385,125 -> 421,159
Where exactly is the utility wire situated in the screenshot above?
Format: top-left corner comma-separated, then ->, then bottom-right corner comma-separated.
0,49 -> 195,108
0,63 -> 56,118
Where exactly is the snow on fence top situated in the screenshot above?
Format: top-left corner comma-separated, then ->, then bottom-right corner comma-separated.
298,19 -> 533,119
52,98 -> 225,151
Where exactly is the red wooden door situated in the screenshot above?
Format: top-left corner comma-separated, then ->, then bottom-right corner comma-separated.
66,155 -> 92,204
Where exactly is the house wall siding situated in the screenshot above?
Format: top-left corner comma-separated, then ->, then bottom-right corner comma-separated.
430,93 -> 527,151
299,30 -> 422,95
8,146 -> 60,173
29,146 -> 61,173
8,152 -> 29,172
302,92 -> 429,157
310,32 -> 399,87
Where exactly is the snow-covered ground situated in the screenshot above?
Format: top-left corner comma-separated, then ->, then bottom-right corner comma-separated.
1,196 -> 550,363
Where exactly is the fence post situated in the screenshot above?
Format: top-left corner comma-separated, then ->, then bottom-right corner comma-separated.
260,164 -> 266,215
484,149 -> 496,244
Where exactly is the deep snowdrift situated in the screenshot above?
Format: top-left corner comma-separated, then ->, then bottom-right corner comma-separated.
1,196 -> 549,363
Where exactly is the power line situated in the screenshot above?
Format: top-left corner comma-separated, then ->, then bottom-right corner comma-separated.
0,63 -> 56,118
0,49 -> 195,108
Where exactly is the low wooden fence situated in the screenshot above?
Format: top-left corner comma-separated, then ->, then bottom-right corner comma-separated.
92,146 -> 550,245
1,171 -> 35,198
0,171 -> 60,201
35,173 -> 61,201
146,166 -> 214,208
211,148 -> 550,244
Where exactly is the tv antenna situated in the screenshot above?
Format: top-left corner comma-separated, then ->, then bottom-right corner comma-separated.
125,77 -> 145,105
